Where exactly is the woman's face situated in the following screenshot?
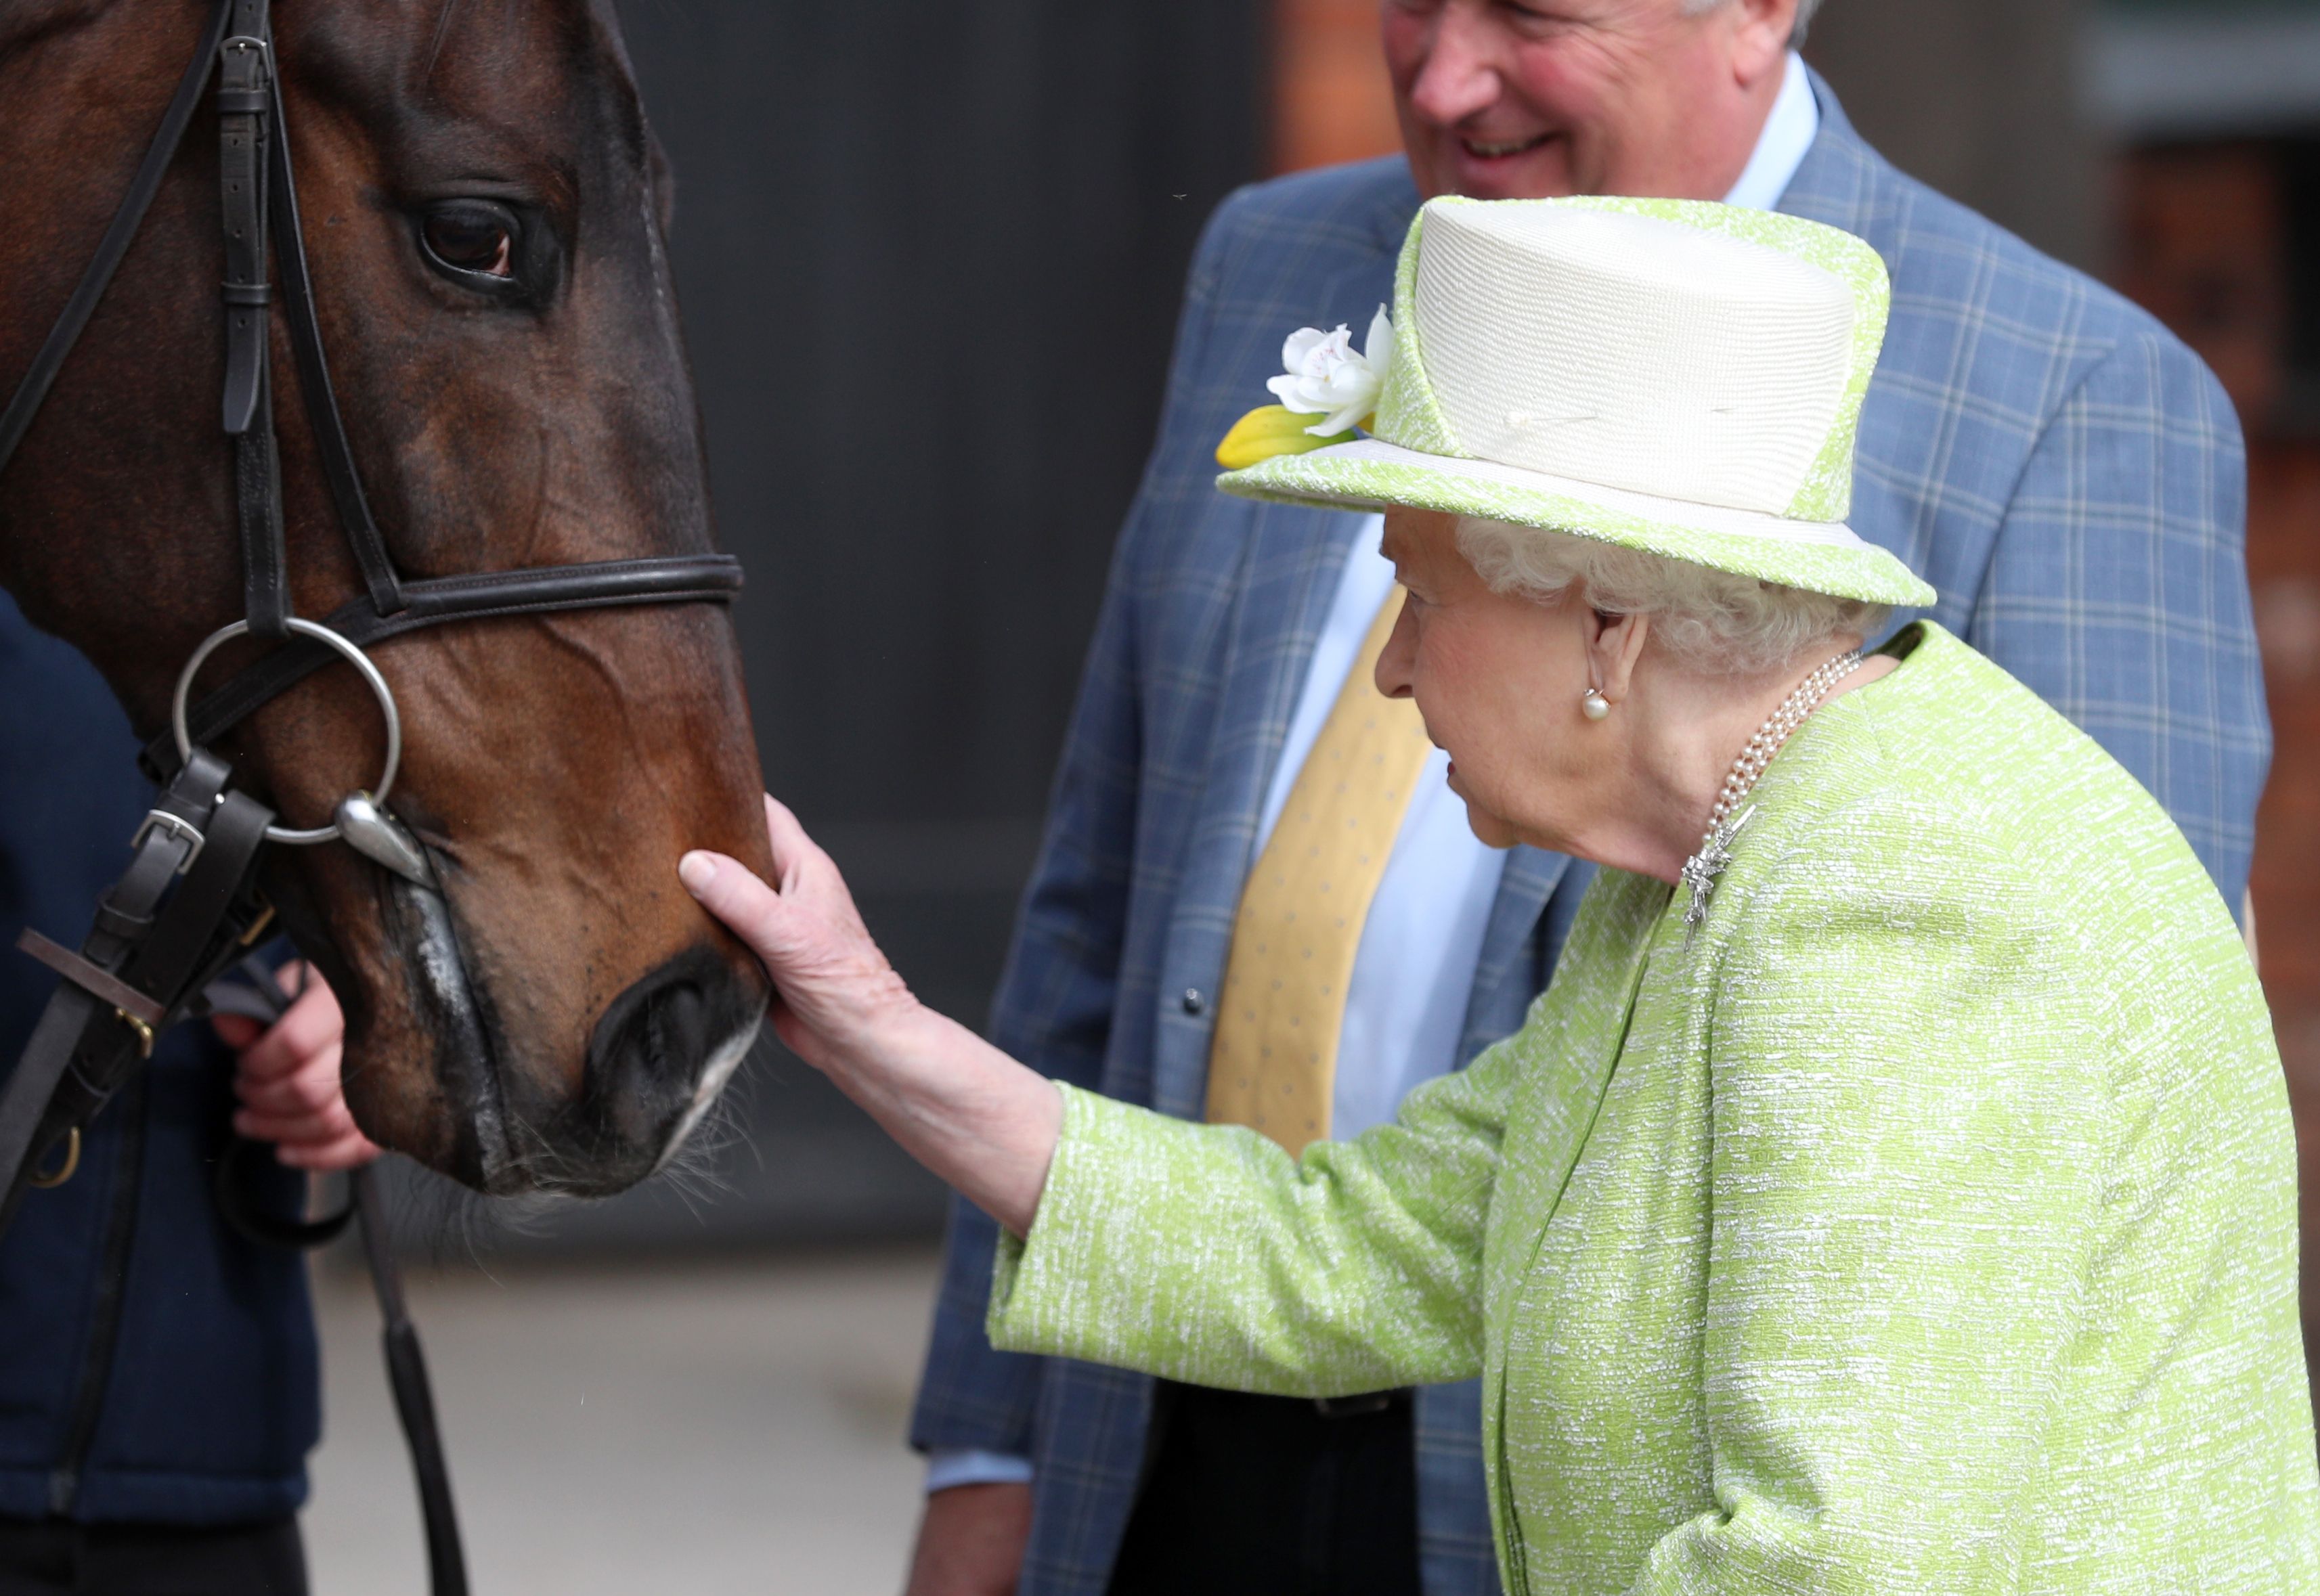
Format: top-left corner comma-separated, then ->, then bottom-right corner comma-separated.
1376,506 -> 1600,853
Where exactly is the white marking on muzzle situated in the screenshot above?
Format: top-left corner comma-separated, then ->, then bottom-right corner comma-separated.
653,1013 -> 761,1173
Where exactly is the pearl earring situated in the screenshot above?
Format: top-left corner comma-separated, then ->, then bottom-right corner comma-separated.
1581,688 -> 1611,722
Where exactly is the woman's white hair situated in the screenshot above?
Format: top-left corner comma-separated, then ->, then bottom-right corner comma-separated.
1453,516 -> 1887,678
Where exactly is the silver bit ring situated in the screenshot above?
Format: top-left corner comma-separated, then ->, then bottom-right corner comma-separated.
171,617 -> 401,846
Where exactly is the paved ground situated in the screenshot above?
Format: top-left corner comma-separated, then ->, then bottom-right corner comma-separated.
304,1248 -> 941,1595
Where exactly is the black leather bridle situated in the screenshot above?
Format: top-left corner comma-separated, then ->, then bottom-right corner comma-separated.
4,0 -> 743,748
0,0 -> 750,1192
0,4 -> 746,1587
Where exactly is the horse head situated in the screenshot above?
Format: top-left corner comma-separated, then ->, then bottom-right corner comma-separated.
0,0 -> 775,1196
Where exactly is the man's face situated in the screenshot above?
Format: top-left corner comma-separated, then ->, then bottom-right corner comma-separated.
1384,0 -> 1792,203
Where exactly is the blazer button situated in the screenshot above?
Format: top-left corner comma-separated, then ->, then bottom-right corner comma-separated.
1182,988 -> 1206,1016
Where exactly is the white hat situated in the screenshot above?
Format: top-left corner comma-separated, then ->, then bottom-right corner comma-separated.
1217,196 -> 1936,608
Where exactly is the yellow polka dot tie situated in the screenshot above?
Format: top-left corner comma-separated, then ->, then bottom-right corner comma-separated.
1204,589 -> 1436,1156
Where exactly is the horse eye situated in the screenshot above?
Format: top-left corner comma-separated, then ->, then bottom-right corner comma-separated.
418,202 -> 518,284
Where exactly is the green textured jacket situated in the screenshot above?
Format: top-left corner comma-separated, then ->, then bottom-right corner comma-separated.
989,623 -> 2320,1594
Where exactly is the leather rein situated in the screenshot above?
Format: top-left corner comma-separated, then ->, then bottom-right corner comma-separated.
0,4 -> 746,1588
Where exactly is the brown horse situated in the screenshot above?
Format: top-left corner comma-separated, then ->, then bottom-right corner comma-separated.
0,0 -> 776,1196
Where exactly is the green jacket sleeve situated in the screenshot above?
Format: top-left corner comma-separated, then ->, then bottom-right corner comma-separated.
986,1029 -> 1525,1397
1627,802 -> 2111,1593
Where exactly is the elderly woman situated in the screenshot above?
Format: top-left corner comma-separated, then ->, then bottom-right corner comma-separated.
683,199 -> 2320,1591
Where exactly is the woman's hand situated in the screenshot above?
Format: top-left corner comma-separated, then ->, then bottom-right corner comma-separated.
683,795 -> 1064,1236
677,795 -> 922,1074
212,964 -> 382,1172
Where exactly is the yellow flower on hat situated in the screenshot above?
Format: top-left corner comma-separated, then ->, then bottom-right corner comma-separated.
1215,306 -> 1393,470
1216,406 -> 1353,470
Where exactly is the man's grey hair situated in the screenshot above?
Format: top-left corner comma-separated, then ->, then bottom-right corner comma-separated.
1453,516 -> 1885,678
1681,0 -> 1826,45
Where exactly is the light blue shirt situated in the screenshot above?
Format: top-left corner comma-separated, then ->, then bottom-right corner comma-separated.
1726,51 -> 1819,212
924,51 -> 1820,1497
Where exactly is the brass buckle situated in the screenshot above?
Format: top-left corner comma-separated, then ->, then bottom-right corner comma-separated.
115,1007 -> 155,1059
28,1128 -> 81,1189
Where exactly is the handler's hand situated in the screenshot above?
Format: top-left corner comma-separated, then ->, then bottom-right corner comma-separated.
213,964 -> 382,1172
905,1483 -> 1033,1596
678,795 -> 920,1073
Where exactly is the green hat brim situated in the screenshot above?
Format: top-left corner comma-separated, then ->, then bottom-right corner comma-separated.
1219,437 -> 1938,609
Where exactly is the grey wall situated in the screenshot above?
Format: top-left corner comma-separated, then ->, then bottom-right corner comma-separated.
431,1 -> 1265,1251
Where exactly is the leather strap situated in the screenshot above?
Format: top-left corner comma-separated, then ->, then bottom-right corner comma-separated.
0,795 -> 271,1233
386,554 -> 745,618
269,69 -> 404,617
359,1169 -> 470,1596
197,965 -> 468,1596
217,9 -> 271,436
234,424 -> 292,640
219,3 -> 290,640
15,931 -> 169,1028
0,1003 -> 100,1228
122,789 -> 272,1003
0,753 -> 240,1229
144,554 -> 745,779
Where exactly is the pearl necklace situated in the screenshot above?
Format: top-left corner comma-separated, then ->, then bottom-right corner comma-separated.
1680,647 -> 1865,927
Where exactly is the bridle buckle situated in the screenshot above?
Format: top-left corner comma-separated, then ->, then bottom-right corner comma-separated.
130,808 -> 206,873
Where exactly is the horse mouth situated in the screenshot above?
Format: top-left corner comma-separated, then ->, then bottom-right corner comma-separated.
385,877 -> 762,1197
391,878 -> 521,1193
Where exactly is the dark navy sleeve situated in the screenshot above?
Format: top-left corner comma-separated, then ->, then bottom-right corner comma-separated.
0,592 -> 317,1524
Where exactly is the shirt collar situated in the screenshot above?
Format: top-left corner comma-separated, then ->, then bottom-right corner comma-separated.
1721,51 -> 1819,212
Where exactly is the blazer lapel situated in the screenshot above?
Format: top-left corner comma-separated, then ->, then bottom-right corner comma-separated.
1778,69 -> 1884,238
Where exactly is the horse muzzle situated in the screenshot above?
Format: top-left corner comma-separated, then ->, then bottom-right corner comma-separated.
577,944 -> 764,1189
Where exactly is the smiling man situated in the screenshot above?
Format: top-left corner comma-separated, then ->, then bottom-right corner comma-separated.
903,2 -> 2267,1594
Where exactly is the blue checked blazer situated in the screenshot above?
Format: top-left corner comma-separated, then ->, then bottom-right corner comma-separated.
908,75 -> 2269,1596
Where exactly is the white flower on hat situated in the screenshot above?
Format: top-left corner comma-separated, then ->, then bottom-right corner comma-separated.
1267,305 -> 1395,437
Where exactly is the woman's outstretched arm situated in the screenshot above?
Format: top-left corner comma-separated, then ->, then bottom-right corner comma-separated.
688,792 -> 1515,1397
679,795 -> 1063,1236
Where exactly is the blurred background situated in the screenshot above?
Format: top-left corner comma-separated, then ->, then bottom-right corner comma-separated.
307,0 -> 2320,1589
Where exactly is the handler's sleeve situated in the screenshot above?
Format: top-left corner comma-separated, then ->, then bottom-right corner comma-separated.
1625,802 -> 2103,1593
986,1029 -> 1523,1398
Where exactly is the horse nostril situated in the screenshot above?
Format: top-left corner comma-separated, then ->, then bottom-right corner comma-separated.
593,973 -> 707,1092
638,977 -> 709,1082
584,947 -> 755,1155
